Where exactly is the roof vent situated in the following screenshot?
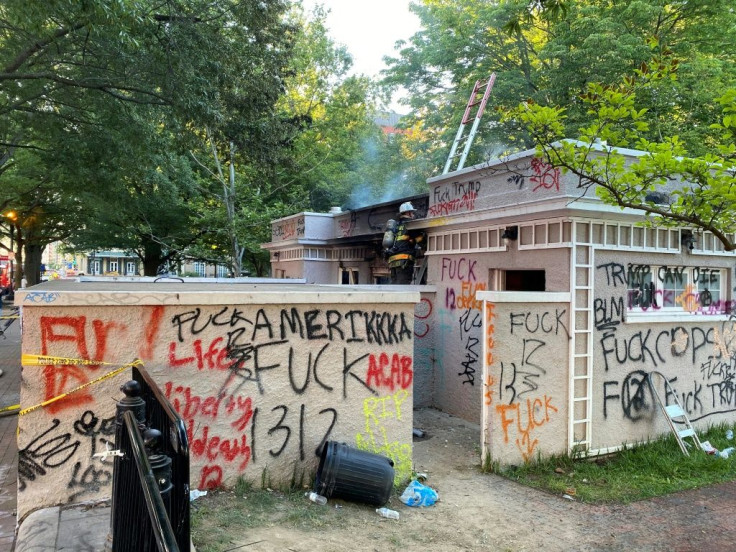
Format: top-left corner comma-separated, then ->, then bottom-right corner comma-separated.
329,206 -> 342,214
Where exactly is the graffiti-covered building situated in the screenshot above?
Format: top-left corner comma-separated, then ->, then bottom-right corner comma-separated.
263,145 -> 736,465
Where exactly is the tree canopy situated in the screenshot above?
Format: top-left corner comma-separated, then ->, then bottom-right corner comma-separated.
382,0 -> 736,172
0,0 -> 297,281
510,66 -> 736,250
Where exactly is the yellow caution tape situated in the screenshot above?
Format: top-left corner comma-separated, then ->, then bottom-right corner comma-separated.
0,315 -> 19,319
16,358 -> 143,417
22,354 -> 131,366
0,403 -> 19,415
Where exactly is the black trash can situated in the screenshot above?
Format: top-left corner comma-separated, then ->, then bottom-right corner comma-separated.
314,441 -> 395,506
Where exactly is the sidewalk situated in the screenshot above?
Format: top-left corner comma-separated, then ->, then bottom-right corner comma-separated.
0,303 -> 20,551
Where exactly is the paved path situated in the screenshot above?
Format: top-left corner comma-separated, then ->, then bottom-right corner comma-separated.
0,302 -> 20,552
411,408 -> 736,552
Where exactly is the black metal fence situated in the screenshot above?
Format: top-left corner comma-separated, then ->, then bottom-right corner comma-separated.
110,363 -> 190,551
0,305 -> 18,339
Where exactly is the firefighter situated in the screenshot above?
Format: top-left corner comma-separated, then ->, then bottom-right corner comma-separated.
386,202 -> 424,284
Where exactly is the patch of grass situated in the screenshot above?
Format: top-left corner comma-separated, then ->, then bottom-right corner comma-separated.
496,422 -> 736,504
191,477 -> 360,552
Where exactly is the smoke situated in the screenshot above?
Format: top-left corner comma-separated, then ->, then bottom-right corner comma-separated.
345,171 -> 412,210
343,134 -> 417,210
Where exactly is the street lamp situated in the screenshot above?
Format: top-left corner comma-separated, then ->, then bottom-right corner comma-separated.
3,211 -> 17,293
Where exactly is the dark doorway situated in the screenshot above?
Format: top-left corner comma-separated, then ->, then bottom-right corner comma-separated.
505,270 -> 545,291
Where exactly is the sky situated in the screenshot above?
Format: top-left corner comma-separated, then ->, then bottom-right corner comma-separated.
300,0 -> 421,113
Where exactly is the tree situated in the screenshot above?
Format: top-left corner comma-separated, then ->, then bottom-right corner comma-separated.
509,68 -> 736,250
0,0 -> 297,281
382,0 -> 736,174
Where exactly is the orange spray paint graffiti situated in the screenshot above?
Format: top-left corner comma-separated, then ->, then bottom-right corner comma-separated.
496,395 -> 558,461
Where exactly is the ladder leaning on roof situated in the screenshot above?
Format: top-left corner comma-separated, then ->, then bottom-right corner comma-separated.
647,370 -> 702,456
442,73 -> 496,174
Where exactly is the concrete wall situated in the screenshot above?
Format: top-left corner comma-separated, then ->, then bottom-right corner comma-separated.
591,250 -> 736,450
427,247 -> 570,422
16,282 -> 418,521
478,248 -> 736,466
413,290 -> 437,408
479,292 -> 571,465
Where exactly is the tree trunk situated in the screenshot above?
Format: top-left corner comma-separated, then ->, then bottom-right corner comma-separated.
142,239 -> 163,276
23,242 -> 44,286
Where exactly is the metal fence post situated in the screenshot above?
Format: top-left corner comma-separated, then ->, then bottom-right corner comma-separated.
107,380 -> 147,551
144,428 -> 174,509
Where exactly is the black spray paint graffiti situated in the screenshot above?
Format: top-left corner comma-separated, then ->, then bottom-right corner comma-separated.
597,262 -> 732,314
19,411 -> 115,499
509,309 -> 570,338
602,370 -> 655,421
168,307 -> 413,399
597,260 -> 736,422
458,309 -> 482,385
598,325 -> 736,371
216,343 -> 377,400
171,307 -> 413,346
603,352 -> 736,422
168,304 -> 413,488
506,174 -> 525,189
498,338 -> 548,404
497,309 -> 568,404
19,419 -> 79,492
248,404 -> 337,462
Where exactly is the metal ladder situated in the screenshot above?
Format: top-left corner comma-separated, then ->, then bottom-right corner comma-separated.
647,370 -> 702,456
412,257 -> 427,285
443,73 -> 496,174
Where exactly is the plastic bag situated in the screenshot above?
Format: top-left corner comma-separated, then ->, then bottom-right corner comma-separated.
189,489 -> 208,501
399,479 -> 438,507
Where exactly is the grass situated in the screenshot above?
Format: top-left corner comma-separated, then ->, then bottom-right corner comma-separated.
495,422 -> 736,504
191,477 -> 374,552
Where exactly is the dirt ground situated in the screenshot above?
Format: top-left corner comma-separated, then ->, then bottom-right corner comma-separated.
193,407 -> 593,552
193,407 -> 736,552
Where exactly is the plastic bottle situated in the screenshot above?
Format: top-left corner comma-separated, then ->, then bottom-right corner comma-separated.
306,492 -> 327,505
719,447 -> 735,459
376,507 -> 400,520
727,429 -> 733,440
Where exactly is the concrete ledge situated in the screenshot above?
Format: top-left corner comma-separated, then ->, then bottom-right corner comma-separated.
16,281 -> 422,306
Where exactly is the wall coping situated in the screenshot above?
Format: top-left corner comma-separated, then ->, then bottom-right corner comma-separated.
16,281 -> 422,306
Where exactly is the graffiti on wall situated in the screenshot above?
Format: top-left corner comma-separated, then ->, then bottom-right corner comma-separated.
484,303 -> 497,406
429,180 -> 481,217
356,388 -> 412,482
530,158 -> 561,192
18,410 -> 115,502
503,159 -> 561,193
597,262 -> 733,316
24,304 -> 414,498
596,261 -> 736,423
488,305 -> 568,461
167,305 -> 413,488
338,212 -> 358,238
439,257 -> 487,386
272,216 -> 305,241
